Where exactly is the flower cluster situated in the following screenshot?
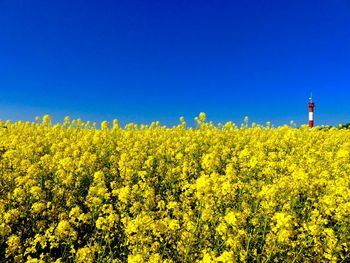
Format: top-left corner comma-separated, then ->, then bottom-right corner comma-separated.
1,115 -> 350,262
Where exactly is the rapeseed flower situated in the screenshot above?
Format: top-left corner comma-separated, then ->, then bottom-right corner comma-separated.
1,115 -> 350,262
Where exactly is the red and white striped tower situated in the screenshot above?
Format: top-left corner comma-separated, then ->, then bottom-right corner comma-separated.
308,94 -> 315,129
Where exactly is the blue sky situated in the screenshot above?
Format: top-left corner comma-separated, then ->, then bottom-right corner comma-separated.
0,0 -> 349,127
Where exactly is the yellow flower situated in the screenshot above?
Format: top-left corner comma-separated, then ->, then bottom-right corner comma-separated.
2,114 -> 350,261
76,247 -> 94,263
26,257 -> 45,263
6,234 -> 21,257
42,114 -> 52,124
31,202 -> 46,215
216,251 -> 234,263
55,220 -> 76,240
101,120 -> 110,130
118,186 -> 130,203
128,254 -> 144,263
199,112 -> 206,122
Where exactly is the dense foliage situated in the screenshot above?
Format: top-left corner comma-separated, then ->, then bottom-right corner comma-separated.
1,114 -> 350,262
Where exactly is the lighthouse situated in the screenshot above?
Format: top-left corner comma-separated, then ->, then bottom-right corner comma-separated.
308,95 -> 315,129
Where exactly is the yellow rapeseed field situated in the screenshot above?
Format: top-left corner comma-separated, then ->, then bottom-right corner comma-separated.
1,113 -> 350,262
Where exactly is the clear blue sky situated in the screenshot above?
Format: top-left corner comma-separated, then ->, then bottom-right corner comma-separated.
0,0 -> 349,127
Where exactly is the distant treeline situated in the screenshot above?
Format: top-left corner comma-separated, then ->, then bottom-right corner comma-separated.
318,123 -> 350,130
